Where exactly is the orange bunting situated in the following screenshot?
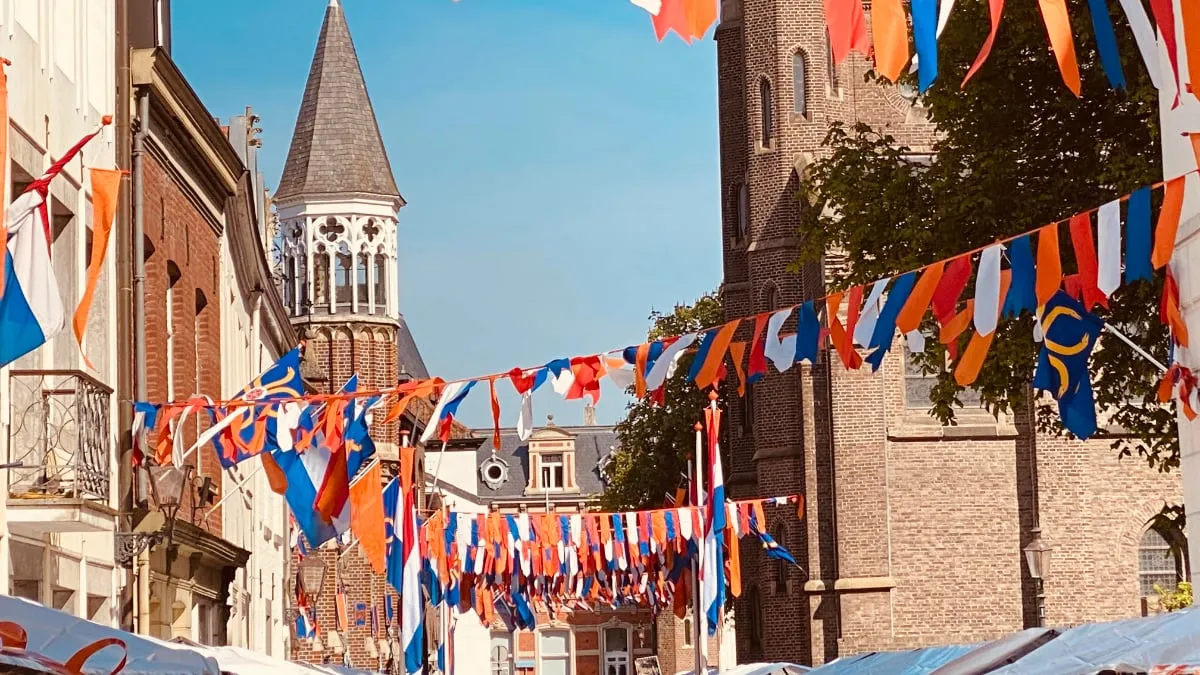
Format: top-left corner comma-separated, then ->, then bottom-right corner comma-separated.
1036,0 -> 1082,96
954,271 -> 1010,386
963,0 -> 1005,87
384,378 -> 443,425
728,341 -> 748,396
349,461 -> 387,575
684,0 -> 718,40
1036,223 -> 1062,306
897,260 -> 945,334
74,168 -> 121,369
1152,177 -> 1186,270
1184,1 -> 1200,104
488,377 -> 502,457
652,0 -> 692,42
1163,269 -> 1190,348
726,528 -> 742,598
871,0 -> 910,82
827,292 -> 863,370
694,319 -> 740,389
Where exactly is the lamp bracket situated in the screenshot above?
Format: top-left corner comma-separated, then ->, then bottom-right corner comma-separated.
114,531 -> 162,566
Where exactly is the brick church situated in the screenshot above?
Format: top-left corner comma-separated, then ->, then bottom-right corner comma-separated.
714,0 -> 1184,667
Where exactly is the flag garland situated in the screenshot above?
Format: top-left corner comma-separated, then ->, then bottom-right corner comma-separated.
133,167 -> 1200,448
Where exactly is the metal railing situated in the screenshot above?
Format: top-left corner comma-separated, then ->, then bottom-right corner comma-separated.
8,370 -> 113,501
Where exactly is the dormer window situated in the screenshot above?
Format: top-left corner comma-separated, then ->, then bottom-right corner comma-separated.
541,453 -> 565,490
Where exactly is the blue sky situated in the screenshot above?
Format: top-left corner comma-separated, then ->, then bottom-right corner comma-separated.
174,0 -> 721,427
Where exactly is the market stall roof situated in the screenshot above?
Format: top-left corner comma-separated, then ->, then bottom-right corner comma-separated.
988,607 -> 1200,675
0,596 -> 221,674
806,644 -> 977,675
931,628 -> 1059,675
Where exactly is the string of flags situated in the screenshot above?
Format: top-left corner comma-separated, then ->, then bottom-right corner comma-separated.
134,166 -> 1198,454
623,0 -> 1200,101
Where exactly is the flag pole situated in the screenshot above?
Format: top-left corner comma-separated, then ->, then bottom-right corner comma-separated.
692,420 -> 705,674
710,392 -> 724,674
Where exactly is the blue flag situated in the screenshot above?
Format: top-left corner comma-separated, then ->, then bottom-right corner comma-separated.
1033,291 -> 1104,439
383,477 -> 403,593
217,347 -> 305,468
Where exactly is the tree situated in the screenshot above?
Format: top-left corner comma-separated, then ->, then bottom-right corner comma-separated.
602,293 -> 726,511
798,0 -> 1177,468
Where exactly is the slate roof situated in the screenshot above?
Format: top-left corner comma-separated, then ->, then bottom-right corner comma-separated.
275,1 -> 401,202
472,426 -> 619,501
395,314 -> 429,381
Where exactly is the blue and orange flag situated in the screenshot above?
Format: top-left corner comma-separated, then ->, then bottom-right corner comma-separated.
1033,291 -> 1104,440
216,346 -> 305,468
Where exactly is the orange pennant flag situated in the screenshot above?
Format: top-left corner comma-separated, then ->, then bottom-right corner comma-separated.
488,377 -> 502,452
826,292 -> 863,370
1182,1 -> 1200,104
940,300 -> 976,346
653,0 -> 692,42
1036,223 -> 1062,306
684,0 -> 718,40
1191,133 -> 1200,172
871,0 -> 910,82
0,59 -> 8,299
694,319 -> 741,389
954,271 -> 1010,386
349,461 -> 387,575
1036,0 -> 1082,96
384,378 -> 442,425
728,341 -> 748,397
726,529 -> 742,598
73,168 -> 121,369
1152,177 -> 1186,269
896,261 -> 945,334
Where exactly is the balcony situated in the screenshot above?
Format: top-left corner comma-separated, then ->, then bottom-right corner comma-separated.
6,370 -> 116,534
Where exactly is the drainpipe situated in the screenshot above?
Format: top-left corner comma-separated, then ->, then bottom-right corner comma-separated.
133,89 -> 150,636
114,0 -> 135,633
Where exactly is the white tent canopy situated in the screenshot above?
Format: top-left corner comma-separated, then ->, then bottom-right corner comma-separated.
0,596 -> 221,674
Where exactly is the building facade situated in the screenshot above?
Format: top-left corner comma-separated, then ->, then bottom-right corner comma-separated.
0,0 -> 122,628
715,0 -> 1183,667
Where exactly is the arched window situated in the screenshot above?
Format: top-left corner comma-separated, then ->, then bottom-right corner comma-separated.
736,182 -> 750,240
740,380 -> 754,437
765,283 -> 781,312
374,253 -> 388,313
826,29 -> 840,92
759,78 -> 773,146
1140,527 -> 1186,596
792,52 -> 807,116
357,252 -> 370,306
335,248 -> 352,306
773,523 -> 789,594
283,255 -> 296,314
313,250 -> 331,311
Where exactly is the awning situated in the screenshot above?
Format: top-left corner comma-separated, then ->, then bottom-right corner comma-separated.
931,628 -> 1059,674
0,596 -> 221,674
807,644 -> 977,674
988,607 -> 1200,675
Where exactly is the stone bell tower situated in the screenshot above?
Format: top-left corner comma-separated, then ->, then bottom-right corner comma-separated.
276,0 -> 428,665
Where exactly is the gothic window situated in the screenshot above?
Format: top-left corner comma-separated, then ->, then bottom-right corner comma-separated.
1140,527 -> 1187,597
759,78 -> 773,147
313,251 -> 331,311
792,52 -> 807,116
765,283 -> 781,312
736,182 -> 750,241
773,523 -> 789,594
739,380 -> 754,437
374,253 -> 388,313
335,248 -> 353,306
357,252 -> 370,306
283,255 -> 296,314
826,29 -> 840,92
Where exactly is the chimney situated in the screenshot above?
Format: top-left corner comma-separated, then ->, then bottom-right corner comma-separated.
583,404 -> 596,426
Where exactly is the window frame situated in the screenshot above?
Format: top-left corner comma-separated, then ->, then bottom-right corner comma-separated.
759,77 -> 774,148
1139,527 -> 1186,597
792,52 -> 807,117
489,631 -> 513,675
537,628 -> 572,675
540,453 -> 565,491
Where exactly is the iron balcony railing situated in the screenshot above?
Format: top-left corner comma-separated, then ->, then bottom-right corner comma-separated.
8,370 -> 113,502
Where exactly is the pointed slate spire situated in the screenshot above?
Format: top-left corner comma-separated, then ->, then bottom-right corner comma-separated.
276,1 -> 401,202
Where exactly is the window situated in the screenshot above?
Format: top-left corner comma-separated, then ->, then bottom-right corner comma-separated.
746,586 -> 763,651
490,632 -> 512,675
759,78 -> 773,147
603,627 -> 630,675
538,629 -> 571,675
335,249 -> 353,306
374,253 -> 388,314
792,53 -> 807,115
682,615 -> 693,647
739,381 -> 754,437
196,597 -> 217,646
313,252 -> 331,311
826,29 -> 840,92
904,344 -> 980,410
736,183 -> 749,240
541,453 -> 565,490
357,253 -> 370,306
166,262 -> 181,399
283,256 -> 296,313
773,523 -> 789,594
1140,528 -> 1186,597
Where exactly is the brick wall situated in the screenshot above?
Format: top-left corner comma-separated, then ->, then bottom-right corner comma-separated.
717,0 -> 1180,667
142,150 -> 225,535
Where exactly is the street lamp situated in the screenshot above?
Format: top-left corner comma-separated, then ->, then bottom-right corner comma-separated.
1024,528 -> 1052,627
299,555 -> 328,602
115,464 -> 193,565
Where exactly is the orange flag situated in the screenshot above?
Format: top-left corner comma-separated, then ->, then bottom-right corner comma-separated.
1035,223 -> 1062,306
384,378 -> 442,425
726,529 -> 742,598
871,0 -> 910,82
488,377 -> 502,451
896,261 -> 945,334
684,0 -> 718,40
1191,133 -> 1200,171
954,271 -> 1010,386
653,0 -> 692,42
728,341 -> 748,396
963,0 -> 1005,87
1036,0 -> 1082,96
73,168 -> 121,369
694,319 -> 740,389
826,292 -> 863,370
1152,177 -> 1186,269
349,460 -> 387,575
1184,1 -> 1200,103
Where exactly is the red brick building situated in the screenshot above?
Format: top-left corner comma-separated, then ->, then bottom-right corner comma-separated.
715,0 -> 1182,667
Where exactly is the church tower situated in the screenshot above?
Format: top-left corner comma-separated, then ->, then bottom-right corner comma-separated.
277,0 -> 426,665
